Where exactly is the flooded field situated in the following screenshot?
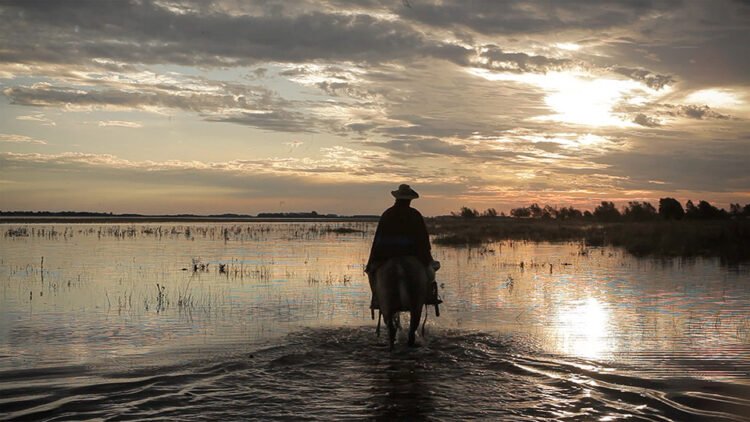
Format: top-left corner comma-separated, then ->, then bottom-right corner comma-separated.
1,222 -> 749,420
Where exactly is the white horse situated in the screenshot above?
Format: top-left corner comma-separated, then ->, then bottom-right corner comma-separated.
374,256 -> 429,350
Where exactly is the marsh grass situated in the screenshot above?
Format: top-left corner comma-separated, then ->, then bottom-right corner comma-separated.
325,227 -> 365,234
429,218 -> 750,261
3,222 -> 371,243
306,272 -> 352,285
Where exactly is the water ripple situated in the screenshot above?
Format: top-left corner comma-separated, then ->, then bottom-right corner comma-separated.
1,327 -> 748,421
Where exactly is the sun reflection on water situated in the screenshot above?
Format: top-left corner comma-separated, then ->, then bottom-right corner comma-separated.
555,297 -> 612,360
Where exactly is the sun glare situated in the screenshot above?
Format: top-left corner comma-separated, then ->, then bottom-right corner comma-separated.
469,68 -> 666,128
555,297 -> 612,359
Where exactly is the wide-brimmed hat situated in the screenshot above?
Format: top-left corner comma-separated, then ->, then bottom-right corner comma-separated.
391,184 -> 419,199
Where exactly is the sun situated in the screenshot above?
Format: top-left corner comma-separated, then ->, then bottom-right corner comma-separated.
469,68 -> 668,128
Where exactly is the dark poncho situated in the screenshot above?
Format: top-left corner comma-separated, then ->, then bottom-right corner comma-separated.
366,200 -> 433,270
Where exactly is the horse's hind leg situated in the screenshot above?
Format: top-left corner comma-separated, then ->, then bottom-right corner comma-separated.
408,307 -> 423,347
386,315 -> 397,351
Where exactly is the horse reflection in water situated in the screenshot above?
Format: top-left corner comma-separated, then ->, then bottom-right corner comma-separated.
374,256 -> 429,350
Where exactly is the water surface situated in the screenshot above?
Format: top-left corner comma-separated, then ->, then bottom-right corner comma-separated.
1,223 -> 749,420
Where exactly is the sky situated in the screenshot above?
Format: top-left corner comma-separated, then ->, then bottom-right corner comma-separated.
1,0 -> 749,216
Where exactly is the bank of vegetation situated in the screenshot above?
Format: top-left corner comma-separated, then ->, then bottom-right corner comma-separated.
429,198 -> 750,262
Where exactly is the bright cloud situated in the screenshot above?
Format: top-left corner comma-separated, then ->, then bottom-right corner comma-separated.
16,113 -> 56,126
469,68 -> 669,127
0,134 -> 47,145
685,89 -> 744,110
97,120 -> 143,128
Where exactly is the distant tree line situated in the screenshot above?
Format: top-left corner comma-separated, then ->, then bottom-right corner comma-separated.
451,207 -> 500,218
0,210 -> 380,219
0,211 -> 120,217
452,198 -> 750,222
256,211 -> 340,218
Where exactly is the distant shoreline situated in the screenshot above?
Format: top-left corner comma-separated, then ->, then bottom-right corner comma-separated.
2,215 -> 748,262
0,216 -> 379,224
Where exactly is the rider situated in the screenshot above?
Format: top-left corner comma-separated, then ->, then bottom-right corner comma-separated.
365,184 -> 441,310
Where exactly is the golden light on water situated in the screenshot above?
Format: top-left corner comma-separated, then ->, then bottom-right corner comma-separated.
555,297 -> 612,360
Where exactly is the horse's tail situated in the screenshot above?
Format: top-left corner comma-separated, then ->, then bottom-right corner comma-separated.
375,256 -> 429,348
377,256 -> 427,314
396,257 -> 411,311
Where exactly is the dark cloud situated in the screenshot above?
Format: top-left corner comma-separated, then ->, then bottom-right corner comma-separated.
478,45 -> 572,73
3,79 -> 282,110
2,79 -> 327,132
633,113 -> 661,127
207,111 -> 317,133
0,0 -> 676,84
0,0 -> 468,67
346,122 -> 379,133
596,147 -> 750,192
621,103 -> 733,128
612,67 -> 674,90
363,137 -> 472,158
393,0 -> 680,35
673,105 -> 731,120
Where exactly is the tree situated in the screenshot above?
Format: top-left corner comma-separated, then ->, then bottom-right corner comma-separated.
481,208 -> 498,217
510,206 -> 531,218
557,206 -> 583,220
744,204 -> 750,217
697,200 -> 722,219
730,203 -> 742,217
528,203 -> 543,218
593,201 -> 621,221
685,200 -> 699,219
658,197 -> 685,220
458,206 -> 479,218
542,205 -> 558,219
623,201 -> 657,221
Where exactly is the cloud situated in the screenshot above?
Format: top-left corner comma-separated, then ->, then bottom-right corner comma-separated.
476,45 -> 573,73
207,111 -> 318,133
633,113 -> 661,127
97,120 -> 143,128
392,0 -> 680,35
0,1 -> 467,67
16,113 -> 56,126
0,134 -> 47,145
363,136 -> 474,158
0,0 -> 748,213
596,147 -> 750,192
3,81 -> 280,112
0,0 -> 676,87
611,67 -> 673,90
284,140 -> 304,150
1,75 -> 329,132
673,105 -> 731,120
0,148 -> 413,182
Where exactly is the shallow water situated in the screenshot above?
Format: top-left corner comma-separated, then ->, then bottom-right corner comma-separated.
1,222 -> 749,420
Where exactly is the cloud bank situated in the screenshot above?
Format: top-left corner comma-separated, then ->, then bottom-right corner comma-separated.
0,0 -> 748,213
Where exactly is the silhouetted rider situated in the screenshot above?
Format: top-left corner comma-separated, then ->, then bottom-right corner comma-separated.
365,184 -> 440,309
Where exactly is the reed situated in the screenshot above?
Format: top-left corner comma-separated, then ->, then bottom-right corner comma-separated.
429,218 -> 750,261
